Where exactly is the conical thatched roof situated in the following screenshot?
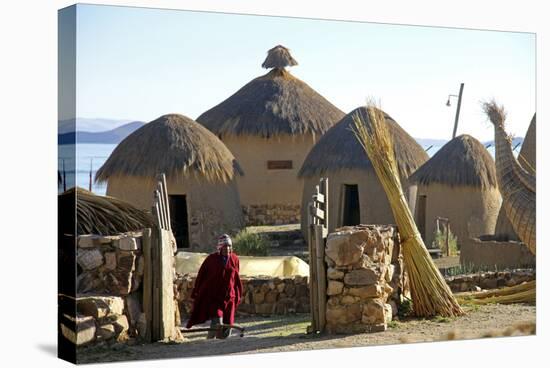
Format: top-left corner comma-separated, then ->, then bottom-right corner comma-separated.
299,107 -> 428,178
409,134 -> 497,189
261,45 -> 298,69
96,114 -> 243,184
59,187 -> 154,236
196,48 -> 344,138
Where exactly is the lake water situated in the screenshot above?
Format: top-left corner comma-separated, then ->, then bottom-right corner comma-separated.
57,142 -> 514,196
58,143 -> 117,195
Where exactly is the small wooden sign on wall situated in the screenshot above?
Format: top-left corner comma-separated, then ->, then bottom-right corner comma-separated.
267,160 -> 293,170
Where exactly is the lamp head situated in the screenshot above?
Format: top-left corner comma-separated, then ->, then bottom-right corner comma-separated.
446,99 -> 451,107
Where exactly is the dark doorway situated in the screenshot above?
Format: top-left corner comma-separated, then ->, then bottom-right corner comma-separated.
416,195 -> 427,241
169,195 -> 190,248
342,184 -> 360,226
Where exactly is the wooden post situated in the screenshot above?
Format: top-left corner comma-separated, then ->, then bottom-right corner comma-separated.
452,83 -> 464,139
308,203 -> 319,332
155,189 -> 167,230
142,228 -> 153,342
315,224 -> 327,332
62,159 -> 66,192
88,158 -> 93,192
446,221 -> 451,257
160,174 -> 171,232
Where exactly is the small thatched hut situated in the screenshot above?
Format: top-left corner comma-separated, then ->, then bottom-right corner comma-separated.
95,114 -> 244,251
298,107 -> 428,234
494,113 -> 536,240
408,134 -> 501,247
196,45 -> 344,226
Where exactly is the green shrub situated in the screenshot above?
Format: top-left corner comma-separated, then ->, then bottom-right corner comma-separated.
233,229 -> 270,256
398,298 -> 413,319
433,227 -> 458,256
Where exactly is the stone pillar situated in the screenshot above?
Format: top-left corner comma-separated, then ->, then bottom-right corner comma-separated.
324,225 -> 405,333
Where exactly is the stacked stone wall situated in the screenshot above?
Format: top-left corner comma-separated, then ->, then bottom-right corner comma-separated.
60,232 -> 180,347
243,204 -> 300,226
445,269 -> 535,292
175,274 -> 310,318
324,225 -> 407,334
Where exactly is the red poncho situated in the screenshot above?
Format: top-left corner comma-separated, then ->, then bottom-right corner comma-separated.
186,252 -> 242,328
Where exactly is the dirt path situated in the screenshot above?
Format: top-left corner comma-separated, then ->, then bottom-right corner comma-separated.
77,303 -> 535,364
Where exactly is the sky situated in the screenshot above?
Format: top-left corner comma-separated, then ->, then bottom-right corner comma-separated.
71,4 -> 535,141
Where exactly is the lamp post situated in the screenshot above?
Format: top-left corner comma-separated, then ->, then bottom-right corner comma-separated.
446,83 -> 464,139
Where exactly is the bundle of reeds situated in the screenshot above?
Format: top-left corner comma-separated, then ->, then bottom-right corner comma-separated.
352,102 -> 464,317
456,281 -> 536,305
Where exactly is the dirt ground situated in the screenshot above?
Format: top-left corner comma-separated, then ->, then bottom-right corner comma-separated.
76,303 -> 535,364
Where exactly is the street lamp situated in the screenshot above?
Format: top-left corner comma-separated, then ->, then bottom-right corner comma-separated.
446,83 -> 464,139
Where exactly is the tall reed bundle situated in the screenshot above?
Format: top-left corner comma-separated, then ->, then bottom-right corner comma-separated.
456,281 -> 536,305
352,102 -> 464,317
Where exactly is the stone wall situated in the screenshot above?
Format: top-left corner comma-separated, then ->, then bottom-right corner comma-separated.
175,274 -> 310,319
445,269 -> 536,292
324,225 -> 406,334
76,232 -> 144,295
62,231 -> 180,347
460,236 -> 535,269
60,295 -> 140,346
242,204 -> 301,226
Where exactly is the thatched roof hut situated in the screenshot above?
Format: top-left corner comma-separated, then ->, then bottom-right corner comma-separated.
494,113 -> 536,240
196,46 -> 344,225
96,114 -> 244,251
58,187 -> 154,236
409,134 -> 501,247
299,106 -> 428,233
96,114 -> 242,184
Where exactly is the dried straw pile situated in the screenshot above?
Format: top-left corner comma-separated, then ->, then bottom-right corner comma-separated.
456,281 -> 536,305
352,102 -> 463,317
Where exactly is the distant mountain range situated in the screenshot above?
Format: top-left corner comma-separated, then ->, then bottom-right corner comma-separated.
58,118 -> 524,149
58,121 -> 145,145
58,117 -> 141,134
416,137 -> 524,150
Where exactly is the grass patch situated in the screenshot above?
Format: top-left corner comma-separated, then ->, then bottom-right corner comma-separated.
432,315 -> 452,323
433,228 -> 458,256
398,299 -> 413,319
233,229 -> 270,256
387,320 -> 400,329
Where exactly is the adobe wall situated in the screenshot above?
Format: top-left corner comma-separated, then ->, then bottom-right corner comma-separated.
460,236 -> 535,269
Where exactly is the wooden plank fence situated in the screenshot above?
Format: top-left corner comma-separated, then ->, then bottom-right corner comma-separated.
307,178 -> 329,333
143,173 -> 178,342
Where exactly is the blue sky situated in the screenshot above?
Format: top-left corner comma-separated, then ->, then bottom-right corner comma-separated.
73,4 -> 535,141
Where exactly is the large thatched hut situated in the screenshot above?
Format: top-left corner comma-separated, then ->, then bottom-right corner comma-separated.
298,107 -> 428,234
196,45 -> 344,226
494,113 -> 536,240
95,114 -> 244,252
408,134 -> 501,247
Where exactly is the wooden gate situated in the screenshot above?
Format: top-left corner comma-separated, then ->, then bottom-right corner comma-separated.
307,178 -> 329,333
142,173 -> 179,342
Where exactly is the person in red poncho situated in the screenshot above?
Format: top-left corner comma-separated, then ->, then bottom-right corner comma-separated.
186,234 -> 242,339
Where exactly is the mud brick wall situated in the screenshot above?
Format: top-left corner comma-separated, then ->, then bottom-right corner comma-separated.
242,204 -> 301,226
324,225 -> 407,334
445,269 -> 536,292
460,236 -> 536,269
175,274 -> 310,319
